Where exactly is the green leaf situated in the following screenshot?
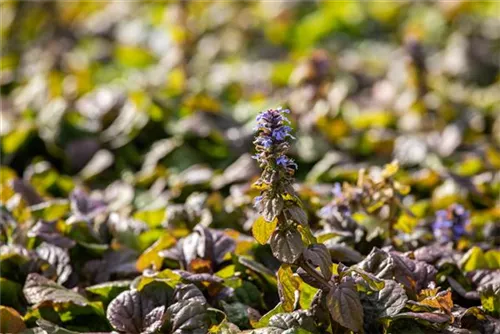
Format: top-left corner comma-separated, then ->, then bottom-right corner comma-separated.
216,264 -> 236,279
0,278 -> 24,310
394,212 -> 418,234
0,166 -> 17,184
277,264 -> 300,312
459,248 -> 500,272
326,280 -> 364,332
479,283 -> 500,317
252,216 -> 277,245
238,256 -> 277,286
133,208 -> 166,228
485,250 -> 500,269
2,125 -> 33,154
209,320 -> 241,334
316,233 -> 338,243
221,301 -> 250,329
251,303 -> 284,328
115,45 -> 155,68
30,199 -> 70,221
135,269 -> 182,291
298,282 -> 318,310
86,280 -> 131,303
136,232 -> 176,271
229,279 -> 265,309
348,267 -> 385,291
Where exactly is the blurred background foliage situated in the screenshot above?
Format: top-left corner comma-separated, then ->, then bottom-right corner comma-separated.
1,2 -> 500,331
1,0 -> 499,210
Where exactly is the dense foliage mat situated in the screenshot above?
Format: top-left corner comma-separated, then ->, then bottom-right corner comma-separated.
1,1 -> 499,333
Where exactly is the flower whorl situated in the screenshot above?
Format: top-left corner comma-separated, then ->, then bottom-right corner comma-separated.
253,108 -> 299,222
253,108 -> 297,171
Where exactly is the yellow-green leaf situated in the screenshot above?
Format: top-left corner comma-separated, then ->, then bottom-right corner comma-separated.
484,250 -> 500,269
252,216 -> 277,245
136,233 -> 176,272
394,213 -> 418,234
30,199 -> 70,221
382,160 -> 399,178
277,264 -> 300,312
461,247 -> 488,272
299,280 -> 319,310
2,126 -> 33,154
133,208 -> 166,228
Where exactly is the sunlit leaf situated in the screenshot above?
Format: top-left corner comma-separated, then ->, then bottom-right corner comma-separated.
252,216 -> 277,245
277,264 -> 300,312
136,232 -> 176,271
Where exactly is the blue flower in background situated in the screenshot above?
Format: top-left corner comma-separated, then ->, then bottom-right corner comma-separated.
332,182 -> 343,198
432,204 -> 469,243
318,183 -> 351,221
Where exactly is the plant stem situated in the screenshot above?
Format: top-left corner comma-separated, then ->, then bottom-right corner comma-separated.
277,212 -> 332,291
298,257 -> 332,291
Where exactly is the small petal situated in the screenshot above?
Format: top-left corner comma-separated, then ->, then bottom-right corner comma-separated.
276,155 -> 288,167
332,183 -> 343,198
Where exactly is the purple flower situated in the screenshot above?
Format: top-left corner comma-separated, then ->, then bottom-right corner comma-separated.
272,126 -> 292,141
276,155 -> 287,167
276,155 -> 297,170
252,153 -> 267,163
255,135 -> 273,148
432,204 -> 469,243
253,108 -> 296,172
318,183 -> 351,222
318,204 -> 334,219
253,107 -> 304,222
453,224 -> 465,236
254,195 -> 263,208
332,183 -> 343,198
255,108 -> 291,134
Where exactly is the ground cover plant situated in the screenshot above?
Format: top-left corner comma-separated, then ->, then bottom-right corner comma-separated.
1,1 -> 500,333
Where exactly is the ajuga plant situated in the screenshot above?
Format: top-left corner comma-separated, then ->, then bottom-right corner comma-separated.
252,107 -> 332,283
319,161 -> 411,245
251,108 -> 384,333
